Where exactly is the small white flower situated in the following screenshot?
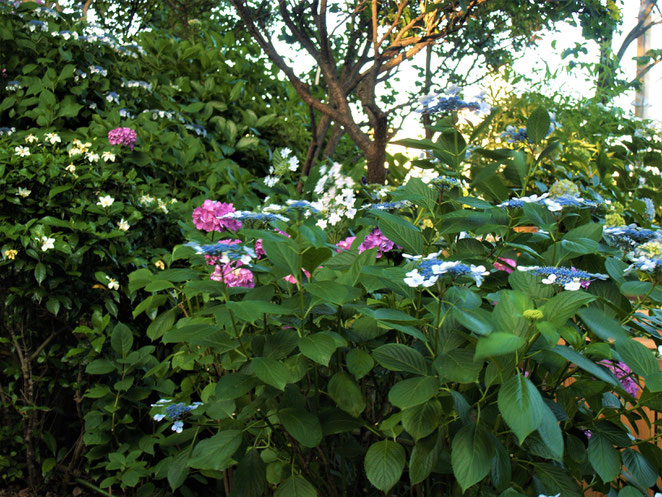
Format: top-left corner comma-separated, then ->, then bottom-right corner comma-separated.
14,146 -> 30,157
404,269 -> 427,287
45,132 -> 61,144
102,151 -> 116,162
544,199 -> 563,212
25,134 -> 38,144
328,211 -> 342,226
264,175 -> 278,187
40,236 -> 55,252
139,194 -> 155,204
564,279 -> 582,291
107,277 -> 119,290
153,413 -> 165,421
316,218 -> 328,230
157,199 -> 168,213
68,147 -> 83,157
117,219 -> 130,231
97,195 -> 115,208
287,156 -> 299,171
17,187 -> 31,198
541,274 -> 557,285
86,152 -> 100,163
65,164 -> 76,175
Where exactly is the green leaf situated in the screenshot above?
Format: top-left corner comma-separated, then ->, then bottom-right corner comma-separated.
372,210 -> 424,254
538,402 -> 564,461
388,376 -> 438,410
34,262 -> 46,285
216,373 -> 260,400
434,349 -> 482,384
328,372 -> 365,417
490,437 -> 512,491
163,324 -> 235,350
452,307 -> 494,336
527,107 -> 551,144
301,247 -> 332,274
475,332 -> 525,360
409,435 -> 439,484
588,432 -> 621,482
540,291 -> 595,327
552,345 -> 620,388
622,448 -> 657,488
497,374 -> 544,444
451,423 -> 493,492
167,452 -> 189,491
85,359 -> 115,375
110,323 -> 133,357
274,475 -> 317,497
615,339 -> 659,377
262,237 -> 300,276
373,343 -> 428,375
402,400 -> 442,440
279,408 -> 323,448
230,450 -> 267,497
304,281 -> 361,305
251,357 -> 291,391
188,430 -> 242,471
364,440 -> 406,493
298,333 -> 338,366
578,308 -> 629,343
147,309 -> 176,340
618,486 -> 646,497
346,349 -> 374,379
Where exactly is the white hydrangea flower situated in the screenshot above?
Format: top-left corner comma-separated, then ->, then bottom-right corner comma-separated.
86,152 -> 100,163
316,218 -> 328,230
45,132 -> 61,144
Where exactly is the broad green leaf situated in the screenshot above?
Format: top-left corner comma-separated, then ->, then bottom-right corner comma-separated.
372,210 -> 424,254
618,486 -> 646,497
452,307 -> 494,336
434,349 -> 482,384
230,450 -> 266,497
85,359 -> 115,375
110,323 -> 133,357
301,247 -> 333,274
167,452 -> 189,491
373,343 -> 428,375
163,324 -> 235,350
409,435 -> 439,484
622,448 -> 657,488
615,339 -> 659,377
262,237 -> 300,276
251,357 -> 291,390
540,291 -> 595,327
274,475 -> 317,497
298,333 -> 338,366
578,307 -> 629,343
364,440 -> 406,493
490,437 -> 512,491
451,423 -> 493,492
497,374 -> 544,444
552,345 -> 620,388
34,262 -> 46,284
346,349 -> 374,379
492,290 -> 532,337
538,402 -> 563,461
304,281 -> 361,305
278,408 -> 323,448
216,373 -> 260,400
402,400 -> 442,440
588,432 -> 621,483
475,332 -> 525,360
147,309 -> 176,340
388,376 -> 438,409
328,372 -> 365,417
527,107 -> 550,144
188,430 -> 242,471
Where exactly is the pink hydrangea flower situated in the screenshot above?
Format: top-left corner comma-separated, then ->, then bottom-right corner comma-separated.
108,127 -> 138,150
494,257 -> 517,273
192,200 -> 242,232
210,262 -> 254,288
204,239 -> 242,265
358,228 -> 395,258
283,268 -> 311,285
599,360 -> 638,397
255,239 -> 265,258
336,236 -> 356,252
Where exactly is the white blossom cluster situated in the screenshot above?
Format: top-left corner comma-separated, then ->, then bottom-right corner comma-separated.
312,163 -> 357,229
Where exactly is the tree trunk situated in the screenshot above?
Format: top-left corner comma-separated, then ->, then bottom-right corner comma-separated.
634,0 -> 654,118
365,113 -> 388,184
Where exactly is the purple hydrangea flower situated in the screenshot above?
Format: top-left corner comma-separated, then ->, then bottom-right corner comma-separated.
108,127 -> 138,150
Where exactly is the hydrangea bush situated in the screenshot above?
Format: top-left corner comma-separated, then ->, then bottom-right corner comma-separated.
125,107 -> 662,496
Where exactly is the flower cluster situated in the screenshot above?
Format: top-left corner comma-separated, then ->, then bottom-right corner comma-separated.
151,399 -> 202,433
108,127 -> 137,150
192,200 -> 242,232
88,65 -> 107,76
403,253 -> 489,288
122,80 -> 153,91
603,225 -> 659,251
264,148 -> 299,186
497,192 -> 599,212
430,176 -> 464,190
501,114 -> 557,144
219,210 -> 289,223
364,201 -> 411,211
186,240 -> 256,266
518,266 -> 608,291
598,361 -> 638,397
626,239 -> 662,273
418,86 -> 490,115
312,163 -> 357,229
359,228 -> 397,258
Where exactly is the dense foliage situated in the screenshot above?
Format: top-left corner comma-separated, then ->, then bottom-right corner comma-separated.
2,2 -> 662,497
